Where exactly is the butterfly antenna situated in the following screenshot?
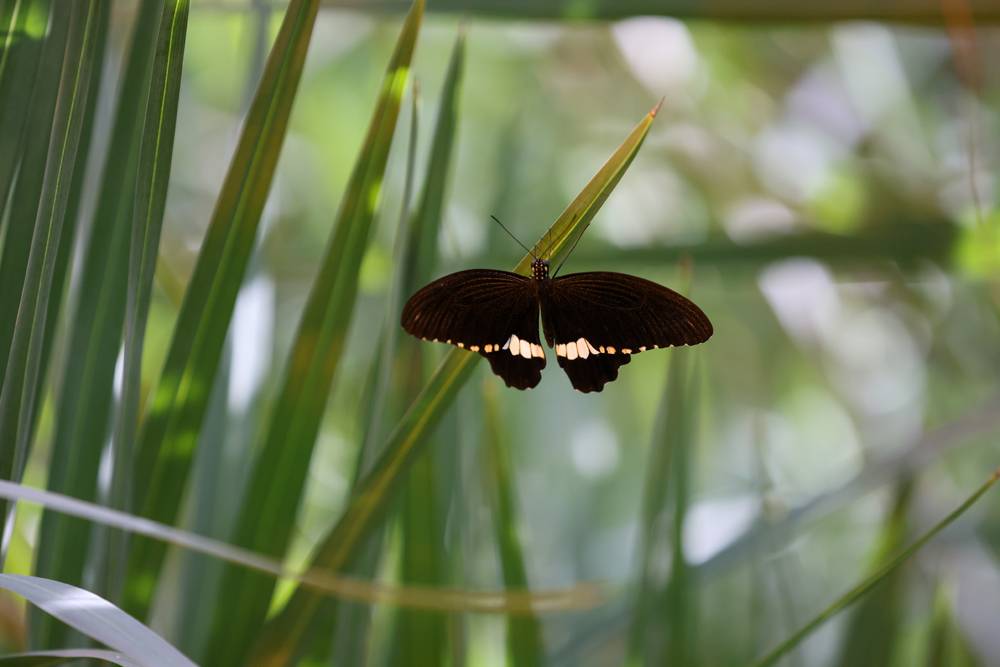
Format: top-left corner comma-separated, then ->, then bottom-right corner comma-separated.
490,215 -> 535,259
552,213 -> 586,278
552,214 -> 583,277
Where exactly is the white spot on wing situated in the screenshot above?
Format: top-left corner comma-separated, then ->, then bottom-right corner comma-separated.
556,344 -> 567,357
587,340 -> 599,355
531,343 -> 544,358
567,342 -> 578,360
577,337 -> 589,359
519,338 -> 531,359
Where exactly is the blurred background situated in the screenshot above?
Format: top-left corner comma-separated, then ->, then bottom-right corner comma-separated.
5,1 -> 1000,665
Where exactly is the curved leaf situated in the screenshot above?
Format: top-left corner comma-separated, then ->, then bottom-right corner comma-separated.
0,575 -> 195,667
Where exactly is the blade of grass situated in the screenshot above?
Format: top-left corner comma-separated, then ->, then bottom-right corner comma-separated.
249,100 -> 663,667
751,467 -> 1000,667
200,3 -> 422,664
926,587 -> 979,667
122,0 -> 319,621
661,357 -> 698,667
834,479 -> 914,667
483,381 -> 544,666
0,0 -> 105,561
0,0 -> 46,219
628,350 -> 691,665
0,574 -> 195,667
30,0 -> 160,647
106,0 -> 190,603
0,0 -> 56,391
0,649 -> 144,666
0,479 -> 602,613
310,63 -> 421,667
391,31 -> 464,667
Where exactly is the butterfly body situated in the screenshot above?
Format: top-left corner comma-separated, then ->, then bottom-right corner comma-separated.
402,258 -> 712,393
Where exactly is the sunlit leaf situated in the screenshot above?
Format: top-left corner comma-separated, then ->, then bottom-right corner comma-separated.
249,100 -> 663,667
201,1 -> 422,664
123,0 -> 320,622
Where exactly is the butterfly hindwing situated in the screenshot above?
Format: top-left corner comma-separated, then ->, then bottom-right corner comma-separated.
401,269 -> 546,390
540,271 -> 712,392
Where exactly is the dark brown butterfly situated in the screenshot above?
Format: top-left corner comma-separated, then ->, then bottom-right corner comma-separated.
400,230 -> 713,393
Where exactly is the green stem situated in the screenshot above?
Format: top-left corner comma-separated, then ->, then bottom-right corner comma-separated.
751,468 -> 1000,667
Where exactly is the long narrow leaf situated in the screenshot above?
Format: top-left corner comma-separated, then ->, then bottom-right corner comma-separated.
483,382 -> 544,666
123,0 -> 319,621
0,574 -> 195,667
106,0 -> 190,600
751,468 -> 1000,667
0,650 -> 145,666
0,479 -> 601,614
31,0 -> 159,647
318,63 -> 420,667
0,0 -> 45,219
628,350 -> 690,664
834,479 -> 914,667
393,30 -> 464,667
249,100 -> 663,667
203,3 -> 423,664
0,0 -> 57,390
0,0 -> 104,559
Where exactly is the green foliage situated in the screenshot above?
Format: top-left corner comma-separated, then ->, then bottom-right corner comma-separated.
1,3 -> 998,666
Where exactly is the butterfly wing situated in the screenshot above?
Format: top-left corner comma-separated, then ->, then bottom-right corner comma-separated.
401,269 -> 546,390
541,271 -> 712,392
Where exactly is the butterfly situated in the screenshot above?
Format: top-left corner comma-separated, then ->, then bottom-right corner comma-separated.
400,221 -> 712,393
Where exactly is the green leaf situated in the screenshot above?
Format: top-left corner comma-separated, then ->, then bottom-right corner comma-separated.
105,0 -> 190,602
203,2 -> 423,664
0,650 -> 144,666
391,30 -> 464,667
751,468 -> 1000,667
312,56 -> 421,667
0,0 -> 46,219
628,350 -> 696,665
122,0 -> 320,621
32,0 -> 159,647
249,100 -> 663,667
0,0 -> 55,390
834,479 -> 914,667
0,574 -> 195,667
0,0 -> 105,559
483,382 -> 545,666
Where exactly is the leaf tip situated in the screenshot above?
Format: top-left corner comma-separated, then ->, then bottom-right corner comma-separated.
652,97 -> 665,117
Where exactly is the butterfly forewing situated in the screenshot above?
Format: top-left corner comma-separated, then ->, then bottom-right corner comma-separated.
400,269 -> 546,389
540,271 -> 712,392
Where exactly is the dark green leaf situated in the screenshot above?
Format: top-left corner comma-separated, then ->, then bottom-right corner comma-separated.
249,100 -> 663,667
123,0 -> 319,622
0,0 -> 105,564
105,0 -> 190,603
203,2 -> 423,664
483,382 -> 545,666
